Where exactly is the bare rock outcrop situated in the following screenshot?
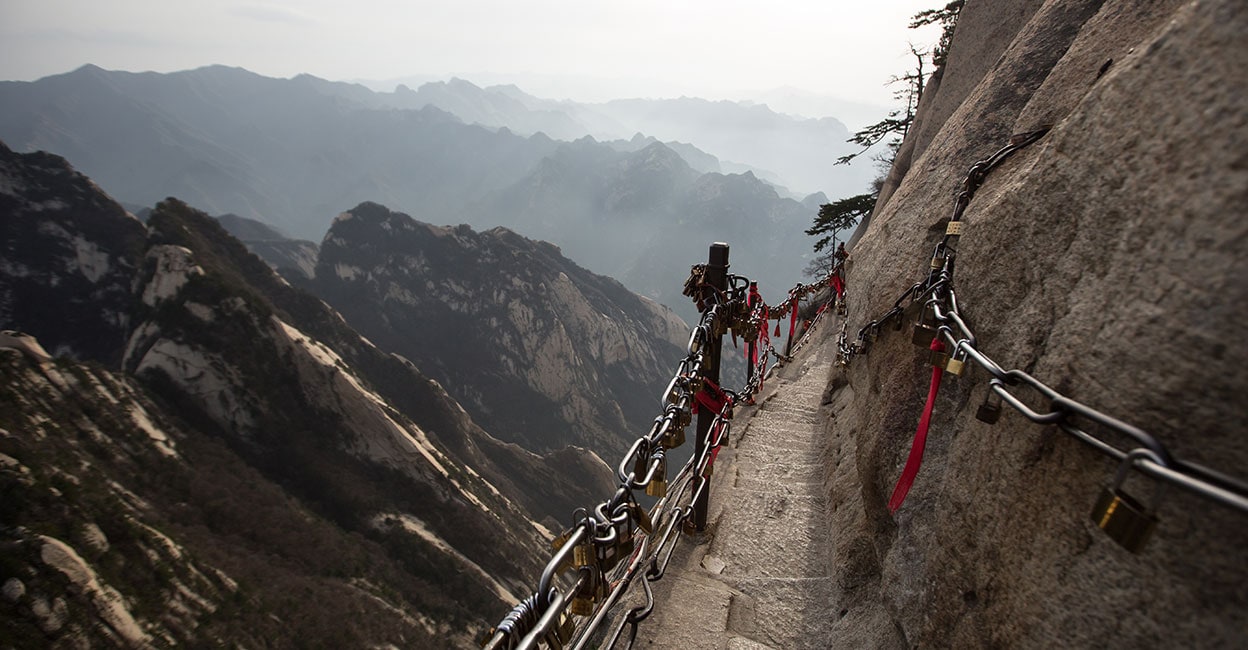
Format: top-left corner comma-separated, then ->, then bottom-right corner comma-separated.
829,0 -> 1247,647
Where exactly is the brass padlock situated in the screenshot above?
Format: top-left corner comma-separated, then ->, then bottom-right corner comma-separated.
927,346 -> 964,376
572,539 -> 593,567
1090,450 -> 1163,553
664,424 -> 685,450
975,389 -> 1002,424
646,454 -> 668,498
630,502 -> 654,535
568,568 -> 603,616
547,611 -> 575,649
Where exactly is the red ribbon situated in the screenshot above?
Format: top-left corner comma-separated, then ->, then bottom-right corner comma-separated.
887,338 -> 946,513
693,377 -> 732,416
830,272 -> 845,299
788,296 -> 800,341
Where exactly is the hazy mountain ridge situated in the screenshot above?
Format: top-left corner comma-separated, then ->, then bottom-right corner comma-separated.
307,201 -> 687,458
0,65 -> 561,240
216,213 -> 320,279
0,66 -> 843,310
0,143 -> 627,644
470,138 -> 816,323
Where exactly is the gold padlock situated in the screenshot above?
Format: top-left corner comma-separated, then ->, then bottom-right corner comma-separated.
572,540 -> 592,567
945,220 -> 964,236
630,502 -> 654,535
569,566 -> 606,616
646,452 -> 667,497
664,425 -> 686,450
1090,450 -> 1163,553
547,611 -> 575,649
944,355 -> 965,376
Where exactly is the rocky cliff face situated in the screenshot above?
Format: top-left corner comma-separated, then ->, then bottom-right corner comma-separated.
826,0 -> 1247,646
309,201 -> 688,457
0,148 -> 622,644
0,143 -> 147,365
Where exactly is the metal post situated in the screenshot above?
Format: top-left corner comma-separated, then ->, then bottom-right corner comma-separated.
693,242 -> 728,533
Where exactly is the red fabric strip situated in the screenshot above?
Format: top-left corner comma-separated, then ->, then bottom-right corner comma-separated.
788,298 -> 800,341
887,338 -> 946,513
693,378 -> 731,415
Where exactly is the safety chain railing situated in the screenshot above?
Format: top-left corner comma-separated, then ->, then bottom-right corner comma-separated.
481,127 -> 1248,646
483,243 -> 779,650
834,128 -> 1248,551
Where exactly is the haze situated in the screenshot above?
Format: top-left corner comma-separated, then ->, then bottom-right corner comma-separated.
1,1 -> 944,122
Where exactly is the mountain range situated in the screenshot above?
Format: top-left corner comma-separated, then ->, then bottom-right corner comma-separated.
0,65 -> 855,320
0,141 -> 685,645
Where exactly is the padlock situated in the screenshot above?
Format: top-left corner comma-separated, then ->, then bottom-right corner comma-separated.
597,522 -> 633,573
568,567 -> 604,616
930,254 -> 946,270
551,529 -> 577,574
630,501 -> 654,535
547,611 -> 575,649
646,454 -> 667,498
664,424 -> 686,450
928,349 -> 963,374
912,304 -> 938,347
945,220 -> 964,236
572,539 -> 593,568
1090,450 -> 1163,553
975,390 -> 1002,424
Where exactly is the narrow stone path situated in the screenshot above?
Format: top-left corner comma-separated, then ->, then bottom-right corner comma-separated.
632,329 -> 839,649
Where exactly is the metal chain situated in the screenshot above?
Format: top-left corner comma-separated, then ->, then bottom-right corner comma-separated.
485,128 -> 1248,649
483,273 -> 749,650
836,129 -> 1248,514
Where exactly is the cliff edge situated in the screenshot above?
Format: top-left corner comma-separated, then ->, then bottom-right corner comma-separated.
829,0 -> 1246,646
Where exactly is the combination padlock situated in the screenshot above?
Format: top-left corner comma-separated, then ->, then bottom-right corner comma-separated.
1090,449 -> 1164,553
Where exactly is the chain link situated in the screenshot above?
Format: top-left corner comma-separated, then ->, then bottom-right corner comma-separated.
836,128 -> 1248,514
486,128 -> 1248,649
484,268 -> 752,650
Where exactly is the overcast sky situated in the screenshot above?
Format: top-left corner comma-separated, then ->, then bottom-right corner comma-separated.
1,1 -> 944,112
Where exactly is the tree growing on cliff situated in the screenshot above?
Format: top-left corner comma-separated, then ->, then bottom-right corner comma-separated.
805,1 -> 964,274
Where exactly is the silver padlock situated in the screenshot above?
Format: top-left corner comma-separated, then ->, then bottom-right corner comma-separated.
1090,449 -> 1164,553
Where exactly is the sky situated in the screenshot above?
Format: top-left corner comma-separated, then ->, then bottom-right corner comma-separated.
1,1 -> 944,115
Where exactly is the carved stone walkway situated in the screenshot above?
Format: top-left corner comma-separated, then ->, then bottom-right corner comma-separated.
631,331 -> 840,649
